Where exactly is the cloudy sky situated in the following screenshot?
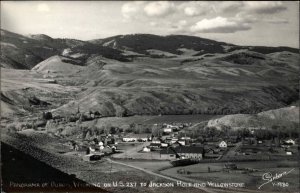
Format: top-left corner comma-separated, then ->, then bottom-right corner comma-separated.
1,1 -> 299,48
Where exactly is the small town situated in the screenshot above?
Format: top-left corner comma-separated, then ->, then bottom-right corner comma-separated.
29,110 -> 298,165
1,1 -> 299,193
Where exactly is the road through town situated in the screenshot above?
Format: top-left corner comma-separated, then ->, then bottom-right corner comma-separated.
107,158 -> 216,193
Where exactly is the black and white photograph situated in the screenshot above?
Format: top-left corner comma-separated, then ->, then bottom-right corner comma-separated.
0,1 -> 299,193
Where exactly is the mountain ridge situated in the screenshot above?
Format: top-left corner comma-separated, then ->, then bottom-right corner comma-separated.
1,29 -> 298,70
1,29 -> 299,119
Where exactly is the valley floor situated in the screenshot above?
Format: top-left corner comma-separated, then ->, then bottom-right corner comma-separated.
1,128 -> 298,193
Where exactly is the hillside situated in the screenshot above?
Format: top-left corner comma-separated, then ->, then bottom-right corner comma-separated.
1,29 -> 63,69
91,34 -> 229,55
207,106 -> 299,130
0,29 -> 125,69
91,34 -> 299,56
32,55 -> 84,74
1,29 -> 299,119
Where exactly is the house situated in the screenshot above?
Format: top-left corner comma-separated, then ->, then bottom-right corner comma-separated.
149,143 -> 161,149
163,128 -> 172,133
165,124 -> 180,131
173,146 -> 204,160
160,146 -> 204,160
180,137 -> 191,140
161,143 -> 169,148
138,138 -> 148,142
204,148 -> 221,158
83,153 -> 104,161
205,147 -> 220,154
142,147 -> 151,152
219,141 -> 227,148
284,139 -> 295,145
170,138 -> 179,144
122,137 -> 137,142
164,137 -> 172,144
177,140 -> 186,146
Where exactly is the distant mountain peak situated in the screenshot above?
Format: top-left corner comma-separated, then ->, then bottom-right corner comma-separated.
28,34 -> 53,41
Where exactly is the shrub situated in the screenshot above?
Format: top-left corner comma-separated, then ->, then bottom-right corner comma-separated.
6,123 -> 17,133
42,112 -> 53,120
94,111 -> 101,116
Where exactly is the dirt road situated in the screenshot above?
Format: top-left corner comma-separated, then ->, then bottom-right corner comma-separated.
107,158 -> 216,193
112,141 -> 151,159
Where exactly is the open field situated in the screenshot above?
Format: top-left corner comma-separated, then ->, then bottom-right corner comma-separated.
80,114 -> 220,130
160,161 -> 299,192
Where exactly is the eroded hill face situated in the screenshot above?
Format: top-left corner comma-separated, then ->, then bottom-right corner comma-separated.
1,29 -> 299,120
207,106 -> 299,130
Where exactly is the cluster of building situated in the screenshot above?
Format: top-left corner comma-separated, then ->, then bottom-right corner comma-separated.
73,120 -> 298,162
68,134 -> 118,161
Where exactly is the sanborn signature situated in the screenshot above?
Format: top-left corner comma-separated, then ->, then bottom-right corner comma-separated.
258,168 -> 295,189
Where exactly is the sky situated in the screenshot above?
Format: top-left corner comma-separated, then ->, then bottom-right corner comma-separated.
1,1 -> 299,48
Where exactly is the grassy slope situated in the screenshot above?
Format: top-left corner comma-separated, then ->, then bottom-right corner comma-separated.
52,50 -> 299,117
207,106 -> 299,130
1,30 -> 299,119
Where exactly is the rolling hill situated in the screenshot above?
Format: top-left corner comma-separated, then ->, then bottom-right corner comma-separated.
1,29 -> 299,119
207,106 -> 299,130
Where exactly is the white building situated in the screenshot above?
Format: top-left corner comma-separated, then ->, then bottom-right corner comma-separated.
284,139 -> 295,145
161,143 -> 169,147
219,141 -> 227,148
166,124 -> 179,130
142,147 -> 151,152
178,141 -> 186,146
170,138 -> 178,144
180,137 -> 191,140
152,140 -> 161,144
122,137 -> 137,142
163,128 -> 172,133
